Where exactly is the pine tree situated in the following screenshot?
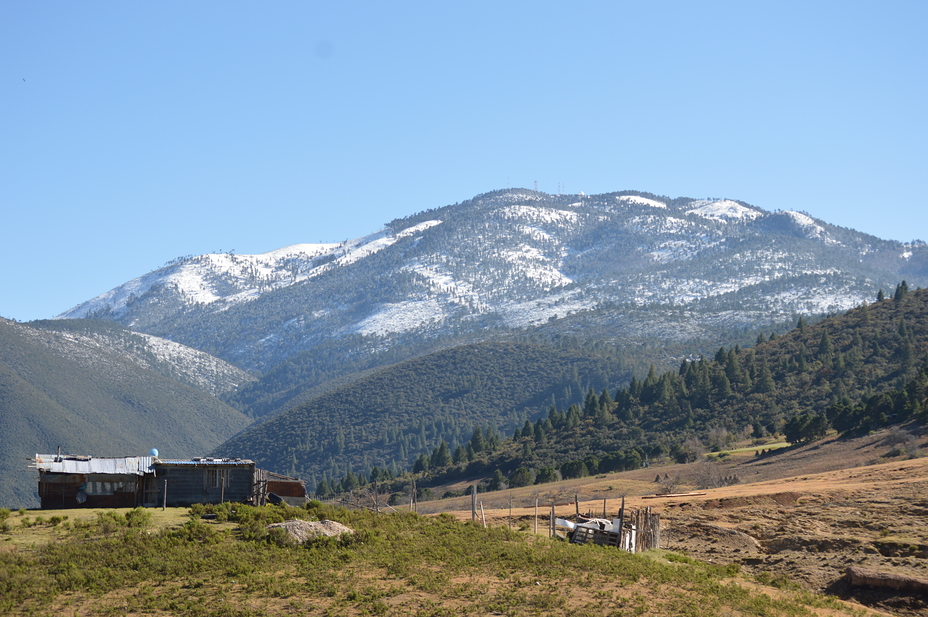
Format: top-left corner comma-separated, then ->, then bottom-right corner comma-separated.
412,453 -> 430,474
894,280 -> 909,302
584,388 -> 599,417
818,329 -> 834,357
430,439 -> 452,468
488,469 -> 506,491
469,427 -> 485,453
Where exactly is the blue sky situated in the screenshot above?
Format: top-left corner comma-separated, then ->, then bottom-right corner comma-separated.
2,2 -> 926,321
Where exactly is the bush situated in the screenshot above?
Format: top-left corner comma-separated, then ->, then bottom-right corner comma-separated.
508,467 -> 533,488
124,508 -> 152,528
534,467 -> 559,484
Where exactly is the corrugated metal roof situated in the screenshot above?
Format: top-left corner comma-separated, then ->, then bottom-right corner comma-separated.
34,455 -> 155,476
157,458 -> 254,466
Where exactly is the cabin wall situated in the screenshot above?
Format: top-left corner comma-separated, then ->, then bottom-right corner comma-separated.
154,464 -> 255,507
38,473 -> 140,509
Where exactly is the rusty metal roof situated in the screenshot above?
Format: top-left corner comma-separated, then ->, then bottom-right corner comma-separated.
34,454 -> 155,476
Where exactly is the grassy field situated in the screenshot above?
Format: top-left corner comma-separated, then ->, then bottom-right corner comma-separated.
0,502 -> 881,617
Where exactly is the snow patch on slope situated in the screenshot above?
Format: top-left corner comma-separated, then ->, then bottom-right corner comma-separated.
782,211 -> 838,244
626,215 -> 695,235
498,245 -> 573,289
687,200 -> 762,223
498,205 -> 580,226
404,262 -> 489,312
616,195 -> 667,209
353,299 -> 446,336
498,290 -> 596,328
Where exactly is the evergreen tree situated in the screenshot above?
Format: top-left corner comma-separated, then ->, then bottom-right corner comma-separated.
818,329 -> 834,357
487,468 -> 506,491
894,280 -> 909,302
469,427 -> 486,453
583,388 -> 599,417
430,439 -> 452,468
412,453 -> 430,474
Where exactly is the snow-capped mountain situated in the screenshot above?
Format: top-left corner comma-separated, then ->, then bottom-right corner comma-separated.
59,189 -> 928,373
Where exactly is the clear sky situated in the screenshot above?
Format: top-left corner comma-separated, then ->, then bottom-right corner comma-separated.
2,2 -> 926,322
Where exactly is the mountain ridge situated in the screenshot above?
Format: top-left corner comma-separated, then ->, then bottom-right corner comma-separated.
55,189 -> 928,377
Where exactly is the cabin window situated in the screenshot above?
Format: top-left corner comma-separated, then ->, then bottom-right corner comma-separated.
206,468 -> 229,488
86,481 -> 129,495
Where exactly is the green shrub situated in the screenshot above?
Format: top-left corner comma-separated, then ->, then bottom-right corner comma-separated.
124,508 -> 151,528
172,520 -> 222,543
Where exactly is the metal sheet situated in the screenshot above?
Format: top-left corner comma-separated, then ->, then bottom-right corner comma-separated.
156,459 -> 253,466
34,455 -> 154,476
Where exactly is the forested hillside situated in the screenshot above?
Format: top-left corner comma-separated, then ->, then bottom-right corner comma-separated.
211,342 -> 633,488
327,284 -> 928,495
0,318 -> 252,508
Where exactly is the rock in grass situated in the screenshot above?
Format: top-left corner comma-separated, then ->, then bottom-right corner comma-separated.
267,519 -> 354,544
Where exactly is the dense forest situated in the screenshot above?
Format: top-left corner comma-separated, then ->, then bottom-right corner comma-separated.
321,284 -> 928,498
212,341 -> 637,489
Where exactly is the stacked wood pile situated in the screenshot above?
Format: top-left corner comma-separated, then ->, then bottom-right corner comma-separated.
561,506 -> 660,553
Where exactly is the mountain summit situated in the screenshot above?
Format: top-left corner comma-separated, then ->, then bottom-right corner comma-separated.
59,189 -> 927,373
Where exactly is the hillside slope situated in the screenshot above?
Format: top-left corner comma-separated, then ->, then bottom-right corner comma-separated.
211,341 -> 632,486
404,286 -> 928,490
0,318 -> 252,508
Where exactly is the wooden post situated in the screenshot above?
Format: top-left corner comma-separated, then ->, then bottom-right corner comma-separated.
471,485 -> 477,522
550,501 -> 555,538
617,494 -> 625,549
480,502 -> 486,528
534,498 -> 538,535
575,494 -> 579,520
162,479 -> 167,511
509,492 -> 513,529
603,498 -> 607,518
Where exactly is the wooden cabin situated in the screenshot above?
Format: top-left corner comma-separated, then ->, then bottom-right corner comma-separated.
34,454 -> 306,509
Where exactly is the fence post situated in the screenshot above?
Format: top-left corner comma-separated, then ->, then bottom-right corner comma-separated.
509,492 -> 513,529
534,498 -> 538,535
550,501 -> 555,538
